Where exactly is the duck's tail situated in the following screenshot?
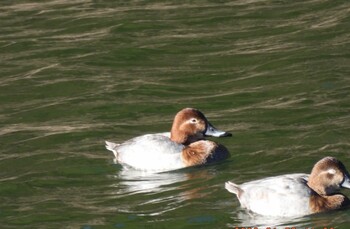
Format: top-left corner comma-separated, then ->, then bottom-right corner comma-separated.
105,141 -> 120,158
225,181 -> 243,197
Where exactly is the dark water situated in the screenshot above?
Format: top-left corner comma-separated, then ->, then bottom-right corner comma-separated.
1,0 -> 350,228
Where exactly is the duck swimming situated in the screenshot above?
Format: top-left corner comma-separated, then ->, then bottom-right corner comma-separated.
225,157 -> 350,217
105,108 -> 231,172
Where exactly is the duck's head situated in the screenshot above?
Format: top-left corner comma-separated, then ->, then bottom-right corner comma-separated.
170,108 -> 231,145
308,156 -> 350,195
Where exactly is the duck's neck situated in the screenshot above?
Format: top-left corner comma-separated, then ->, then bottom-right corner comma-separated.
170,130 -> 188,144
170,130 -> 204,145
307,179 -> 327,195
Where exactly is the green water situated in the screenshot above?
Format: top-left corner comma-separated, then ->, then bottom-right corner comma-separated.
1,0 -> 350,228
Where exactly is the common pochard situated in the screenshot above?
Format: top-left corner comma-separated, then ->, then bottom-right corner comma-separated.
225,157 -> 350,217
105,108 -> 231,172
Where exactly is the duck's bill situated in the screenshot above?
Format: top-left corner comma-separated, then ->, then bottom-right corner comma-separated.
341,173 -> 350,189
205,123 -> 232,137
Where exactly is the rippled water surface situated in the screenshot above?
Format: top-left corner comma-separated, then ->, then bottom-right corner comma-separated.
1,0 -> 350,228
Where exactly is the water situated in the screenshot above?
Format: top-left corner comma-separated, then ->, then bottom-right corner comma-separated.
1,0 -> 350,228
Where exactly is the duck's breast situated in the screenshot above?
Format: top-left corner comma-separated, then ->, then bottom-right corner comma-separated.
239,174 -> 312,217
117,134 -> 185,171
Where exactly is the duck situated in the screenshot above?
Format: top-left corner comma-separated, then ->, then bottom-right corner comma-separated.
225,157 -> 350,217
105,108 -> 231,172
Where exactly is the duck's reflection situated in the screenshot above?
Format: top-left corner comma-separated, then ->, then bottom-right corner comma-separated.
229,210 -> 312,229
112,166 -> 214,199
108,166 -> 218,217
116,169 -> 187,193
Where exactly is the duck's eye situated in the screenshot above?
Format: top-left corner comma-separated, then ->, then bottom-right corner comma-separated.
326,168 -> 336,179
190,118 -> 197,123
327,169 -> 336,175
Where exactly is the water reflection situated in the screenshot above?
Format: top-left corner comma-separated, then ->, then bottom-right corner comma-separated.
112,167 -> 213,199
114,169 -> 187,194
108,167 -> 215,217
228,208 -> 350,229
108,168 -> 213,201
229,210 -> 311,229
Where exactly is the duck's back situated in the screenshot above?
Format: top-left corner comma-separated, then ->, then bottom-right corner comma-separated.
238,173 -> 312,217
116,134 -> 185,171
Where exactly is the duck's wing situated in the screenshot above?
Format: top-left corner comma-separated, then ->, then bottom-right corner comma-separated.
115,134 -> 185,171
237,173 -> 312,217
156,132 -> 171,138
118,134 -> 183,154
